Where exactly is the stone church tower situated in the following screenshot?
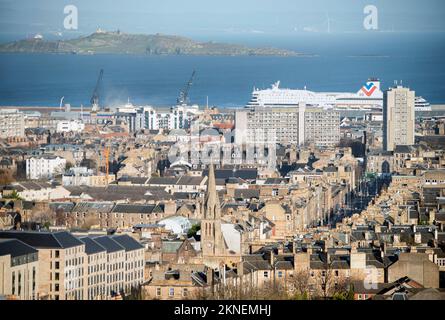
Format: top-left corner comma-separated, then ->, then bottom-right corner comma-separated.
201,164 -> 226,260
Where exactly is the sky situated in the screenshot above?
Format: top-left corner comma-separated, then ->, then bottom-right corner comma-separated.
0,0 -> 444,41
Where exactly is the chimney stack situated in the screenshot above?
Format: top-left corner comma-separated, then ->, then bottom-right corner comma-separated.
237,261 -> 244,276
206,267 -> 214,286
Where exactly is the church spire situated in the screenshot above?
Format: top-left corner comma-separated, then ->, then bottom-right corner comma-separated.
205,164 -> 220,219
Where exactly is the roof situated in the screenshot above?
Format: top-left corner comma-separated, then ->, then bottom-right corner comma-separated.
177,176 -> 206,186
0,231 -> 83,249
0,239 -> 38,258
111,235 -> 144,252
79,237 -> 106,255
162,240 -> 183,253
72,202 -> 114,213
202,168 -> 258,181
65,186 -> 173,201
394,145 -> 413,154
50,202 -> 76,212
117,176 -> 148,184
92,236 -> 125,253
146,177 -> 179,185
112,204 -> 156,214
12,181 -> 52,191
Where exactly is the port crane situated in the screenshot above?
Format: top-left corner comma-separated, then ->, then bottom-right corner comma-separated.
177,70 -> 196,105
91,69 -> 104,112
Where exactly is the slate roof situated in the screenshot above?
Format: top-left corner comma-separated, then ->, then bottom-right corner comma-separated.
65,186 -> 173,201
72,202 -> 114,213
79,237 -> 106,255
241,254 -> 273,272
0,239 -> 38,258
264,178 -> 289,185
177,176 -> 206,186
92,236 -> 125,253
0,231 -> 83,249
117,176 -> 148,184
112,204 -> 156,214
112,234 -> 144,252
202,169 -> 258,181
50,202 -> 76,212
394,145 -> 413,154
162,240 -> 183,253
146,177 -> 179,185
12,181 -> 52,191
274,255 -> 294,270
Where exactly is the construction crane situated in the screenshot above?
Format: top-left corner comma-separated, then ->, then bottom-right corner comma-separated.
177,70 -> 196,105
91,69 -> 104,112
104,146 -> 110,185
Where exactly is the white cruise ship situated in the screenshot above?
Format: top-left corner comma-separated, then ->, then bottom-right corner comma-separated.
246,79 -> 433,112
247,79 -> 384,111
415,96 -> 432,111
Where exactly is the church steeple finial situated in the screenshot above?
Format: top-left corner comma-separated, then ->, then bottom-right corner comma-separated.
205,164 -> 220,219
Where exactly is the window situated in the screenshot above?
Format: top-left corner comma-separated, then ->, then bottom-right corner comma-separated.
277,271 -> 283,278
12,272 -> 15,295
156,288 -> 161,296
263,271 -> 269,278
55,250 -> 60,258
55,261 -> 60,270
169,288 -> 174,297
182,288 -> 188,297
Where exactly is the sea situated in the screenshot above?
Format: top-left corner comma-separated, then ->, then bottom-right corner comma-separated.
0,32 -> 445,108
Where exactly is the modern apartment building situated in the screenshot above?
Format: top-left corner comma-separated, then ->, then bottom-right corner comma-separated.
92,236 -> 126,297
235,104 -> 340,146
304,107 -> 341,147
0,239 -> 39,300
116,104 -> 201,132
79,237 -> 107,300
383,85 -> 415,151
0,109 -> 25,138
0,231 -> 85,300
143,105 -> 201,131
0,231 -> 146,300
26,155 -> 67,180
111,235 -> 145,293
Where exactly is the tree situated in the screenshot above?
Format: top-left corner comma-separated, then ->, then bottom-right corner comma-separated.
3,190 -> 23,200
289,270 -> 311,299
30,204 -> 54,227
313,258 -> 352,300
123,286 -> 144,300
187,223 -> 201,238
55,208 -> 75,227
0,169 -> 14,185
81,213 -> 100,230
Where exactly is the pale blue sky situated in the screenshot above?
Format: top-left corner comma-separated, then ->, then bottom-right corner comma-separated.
0,0 -> 444,40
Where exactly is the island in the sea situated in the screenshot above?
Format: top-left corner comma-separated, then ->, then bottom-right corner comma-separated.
0,30 -> 301,57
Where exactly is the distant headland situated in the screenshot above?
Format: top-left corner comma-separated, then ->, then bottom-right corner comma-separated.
0,29 -> 302,57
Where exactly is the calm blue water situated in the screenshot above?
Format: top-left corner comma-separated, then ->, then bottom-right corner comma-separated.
0,33 -> 444,107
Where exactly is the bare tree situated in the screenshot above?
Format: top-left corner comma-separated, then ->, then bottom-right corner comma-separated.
55,208 -> 75,227
81,213 -> 100,230
0,169 -> 14,185
313,260 -> 352,299
288,270 -> 311,299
